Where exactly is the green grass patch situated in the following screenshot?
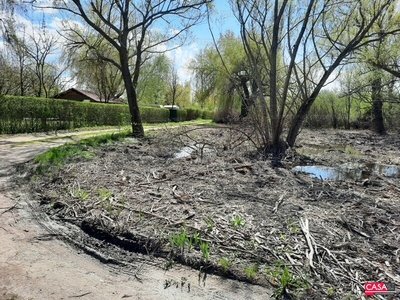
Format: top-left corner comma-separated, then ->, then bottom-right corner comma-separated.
96,187 -> 113,201
244,264 -> 258,279
218,257 -> 232,273
71,186 -> 90,200
34,131 -> 128,174
265,261 -> 309,298
200,240 -> 210,261
230,215 -> 245,228
79,132 -> 125,147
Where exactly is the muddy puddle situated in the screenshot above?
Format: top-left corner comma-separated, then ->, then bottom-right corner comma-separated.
293,163 -> 400,180
174,144 -> 214,159
174,146 -> 194,158
294,142 -> 400,180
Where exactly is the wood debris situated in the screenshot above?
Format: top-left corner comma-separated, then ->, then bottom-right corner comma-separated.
29,127 -> 400,298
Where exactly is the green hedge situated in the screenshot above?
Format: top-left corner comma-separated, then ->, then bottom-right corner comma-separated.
201,110 -> 214,120
140,106 -> 169,123
176,109 -> 188,122
0,96 -> 169,134
173,107 -> 213,122
0,95 -> 213,134
186,108 -> 202,120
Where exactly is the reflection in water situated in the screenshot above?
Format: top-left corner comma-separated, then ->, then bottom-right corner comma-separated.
174,144 -> 213,159
292,166 -> 349,180
293,163 -> 399,180
174,146 -> 194,158
365,163 -> 399,178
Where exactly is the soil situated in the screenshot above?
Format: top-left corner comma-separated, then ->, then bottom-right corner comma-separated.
2,126 -> 400,299
0,128 -> 268,300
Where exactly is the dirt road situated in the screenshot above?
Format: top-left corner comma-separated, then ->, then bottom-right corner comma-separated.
0,129 -> 270,300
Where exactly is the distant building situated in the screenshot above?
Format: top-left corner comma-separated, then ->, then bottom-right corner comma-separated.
53,88 -> 124,104
163,105 -> 180,109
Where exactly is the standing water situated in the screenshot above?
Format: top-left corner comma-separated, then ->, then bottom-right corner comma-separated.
293,163 -> 400,180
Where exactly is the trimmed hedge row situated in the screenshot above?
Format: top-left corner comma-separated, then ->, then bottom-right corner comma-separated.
174,108 -> 213,122
140,106 -> 170,124
0,96 -> 213,134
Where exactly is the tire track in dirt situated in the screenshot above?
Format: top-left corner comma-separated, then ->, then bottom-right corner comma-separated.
0,130 -> 270,300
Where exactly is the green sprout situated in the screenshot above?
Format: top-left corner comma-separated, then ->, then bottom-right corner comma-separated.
230,215 -> 245,228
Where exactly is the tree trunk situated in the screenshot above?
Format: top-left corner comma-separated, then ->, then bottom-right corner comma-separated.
345,96 -> 351,130
286,64 -> 341,148
239,77 -> 249,118
127,85 -> 144,137
286,97 -> 315,148
331,104 -> 337,129
371,76 -> 386,134
120,52 -> 144,138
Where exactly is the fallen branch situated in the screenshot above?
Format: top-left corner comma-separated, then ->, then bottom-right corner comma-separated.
300,218 -> 315,268
362,258 -> 400,283
272,193 -> 286,213
68,292 -> 91,298
0,202 -> 20,215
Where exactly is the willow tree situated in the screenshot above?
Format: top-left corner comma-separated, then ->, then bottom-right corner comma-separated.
137,54 -> 171,105
44,0 -> 211,137
232,0 -> 399,159
190,31 -> 251,115
360,4 -> 400,133
63,29 -> 125,102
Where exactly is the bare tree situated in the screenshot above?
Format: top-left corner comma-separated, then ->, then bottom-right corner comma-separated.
94,56 -> 124,103
232,0 -> 399,160
43,0 -> 211,137
24,26 -> 66,97
5,28 -> 31,96
1,18 -> 66,97
167,64 -> 181,107
0,50 -> 16,95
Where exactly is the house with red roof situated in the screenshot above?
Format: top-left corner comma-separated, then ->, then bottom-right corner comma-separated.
53,88 -> 124,104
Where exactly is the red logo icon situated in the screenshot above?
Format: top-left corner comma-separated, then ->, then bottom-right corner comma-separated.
364,282 -> 396,296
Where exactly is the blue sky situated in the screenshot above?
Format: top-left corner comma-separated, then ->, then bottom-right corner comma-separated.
0,0 -> 241,85
1,1 -> 341,90
172,1 -> 240,82
194,1 -> 240,45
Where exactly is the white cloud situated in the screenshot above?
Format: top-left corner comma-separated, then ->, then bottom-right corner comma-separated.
168,42 -> 200,83
1,6 -> 207,87
0,10 -> 68,64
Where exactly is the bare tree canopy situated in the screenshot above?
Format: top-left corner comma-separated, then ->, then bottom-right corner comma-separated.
231,0 -> 400,160
41,0 -> 212,136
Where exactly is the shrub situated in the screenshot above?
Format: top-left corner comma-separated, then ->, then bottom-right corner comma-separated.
176,109 -> 188,122
202,110 -> 214,120
0,96 -> 212,134
0,96 -> 172,134
140,106 -> 169,123
186,108 -> 202,120
213,109 -> 240,124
